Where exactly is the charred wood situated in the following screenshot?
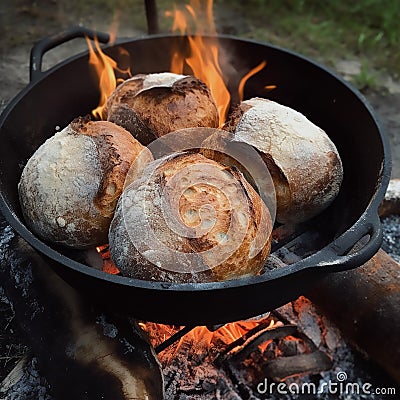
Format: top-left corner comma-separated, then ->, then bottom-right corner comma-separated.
262,350 -> 333,380
224,325 -> 297,363
0,354 -> 52,399
156,325 -> 196,354
214,317 -> 274,364
379,179 -> 400,217
309,249 -> 400,383
0,220 -> 164,399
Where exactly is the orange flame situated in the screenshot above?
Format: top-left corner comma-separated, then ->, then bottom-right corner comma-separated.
87,1 -> 273,123
167,0 -> 271,126
86,37 -> 118,119
86,36 -> 131,119
143,316 -> 276,357
238,60 -> 267,102
109,9 -> 121,45
167,0 -> 230,126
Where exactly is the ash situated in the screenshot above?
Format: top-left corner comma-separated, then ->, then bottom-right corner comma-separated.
154,304 -> 394,400
0,356 -> 52,400
381,215 -> 400,263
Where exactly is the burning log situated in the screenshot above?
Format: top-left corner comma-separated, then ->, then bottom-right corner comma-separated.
0,219 -> 164,399
223,324 -> 297,363
308,249 -> 400,383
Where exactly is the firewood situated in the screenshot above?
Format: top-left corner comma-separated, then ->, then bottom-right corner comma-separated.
225,325 -> 297,363
379,178 -> 400,217
308,249 -> 400,383
0,220 -> 164,399
0,355 -> 29,393
262,350 -> 333,380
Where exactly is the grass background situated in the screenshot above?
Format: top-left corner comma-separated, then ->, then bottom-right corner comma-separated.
2,0 -> 399,90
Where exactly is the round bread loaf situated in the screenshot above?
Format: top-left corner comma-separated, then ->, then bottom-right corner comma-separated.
18,117 -> 153,248
223,98 -> 343,224
109,152 -> 272,283
104,72 -> 219,145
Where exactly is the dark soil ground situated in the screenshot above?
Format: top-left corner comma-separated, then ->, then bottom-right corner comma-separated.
0,0 -> 399,387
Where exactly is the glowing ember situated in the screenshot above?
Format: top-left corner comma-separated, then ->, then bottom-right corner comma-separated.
141,315 -> 276,357
257,319 -> 275,352
96,244 -> 120,275
257,338 -> 273,353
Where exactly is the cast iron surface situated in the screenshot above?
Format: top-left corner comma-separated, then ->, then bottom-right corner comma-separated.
0,28 -> 391,325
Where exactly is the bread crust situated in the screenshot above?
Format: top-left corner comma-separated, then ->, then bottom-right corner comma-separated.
105,73 -> 219,144
225,98 -> 343,223
18,117 -> 153,248
109,152 -> 272,283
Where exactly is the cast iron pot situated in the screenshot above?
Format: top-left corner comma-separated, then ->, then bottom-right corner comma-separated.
0,27 -> 391,325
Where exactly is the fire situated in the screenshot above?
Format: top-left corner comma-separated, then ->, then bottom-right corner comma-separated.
86,36 -> 131,119
142,315 -> 276,357
87,0 -> 273,124
167,0 -> 230,126
166,0 -> 272,126
238,60 -> 268,102
96,244 -> 120,275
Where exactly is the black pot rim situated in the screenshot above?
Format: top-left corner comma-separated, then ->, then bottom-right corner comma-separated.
0,33 -> 392,294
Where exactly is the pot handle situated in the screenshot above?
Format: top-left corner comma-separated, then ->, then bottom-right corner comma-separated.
289,207 -> 382,274
313,208 -> 382,272
29,26 -> 110,83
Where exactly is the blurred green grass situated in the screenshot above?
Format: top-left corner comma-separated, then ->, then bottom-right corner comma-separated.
213,0 -> 400,79
70,0 -> 400,79
3,0 -> 399,82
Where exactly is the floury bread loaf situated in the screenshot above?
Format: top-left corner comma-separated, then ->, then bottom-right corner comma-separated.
18,117 -> 153,248
221,98 -> 343,224
104,72 -> 219,144
109,152 -> 273,283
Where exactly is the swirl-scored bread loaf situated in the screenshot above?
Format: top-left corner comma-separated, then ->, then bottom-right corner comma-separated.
221,98 -> 343,224
18,117 -> 153,248
104,72 -> 219,145
109,152 -> 273,283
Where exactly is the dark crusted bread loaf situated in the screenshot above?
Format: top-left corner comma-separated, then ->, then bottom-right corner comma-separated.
105,72 -> 219,145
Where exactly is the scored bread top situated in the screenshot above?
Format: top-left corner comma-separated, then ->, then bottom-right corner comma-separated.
109,152 -> 272,283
